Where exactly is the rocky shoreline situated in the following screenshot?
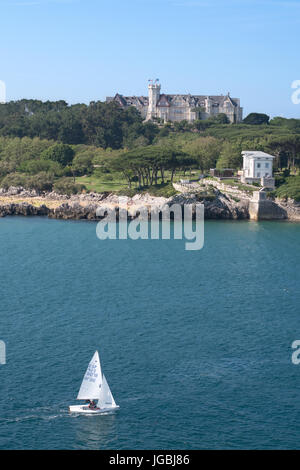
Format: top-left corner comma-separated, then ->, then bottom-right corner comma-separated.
0,186 -> 299,221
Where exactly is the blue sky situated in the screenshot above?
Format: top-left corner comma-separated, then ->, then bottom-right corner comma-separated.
0,0 -> 299,117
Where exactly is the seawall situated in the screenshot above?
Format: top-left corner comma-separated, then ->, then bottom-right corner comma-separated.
248,191 -> 287,221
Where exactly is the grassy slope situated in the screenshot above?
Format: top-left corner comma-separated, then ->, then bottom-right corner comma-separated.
275,176 -> 300,201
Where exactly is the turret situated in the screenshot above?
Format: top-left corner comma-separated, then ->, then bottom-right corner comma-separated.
146,79 -> 161,120
205,96 -> 212,114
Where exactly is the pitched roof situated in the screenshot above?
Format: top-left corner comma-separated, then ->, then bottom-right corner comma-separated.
156,94 -> 170,107
242,151 -> 275,159
107,93 -> 240,108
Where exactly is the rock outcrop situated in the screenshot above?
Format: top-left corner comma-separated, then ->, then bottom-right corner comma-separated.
0,186 -> 299,221
275,198 -> 300,221
0,202 -> 50,217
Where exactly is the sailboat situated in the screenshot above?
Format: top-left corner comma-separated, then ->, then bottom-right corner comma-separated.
69,351 -> 120,414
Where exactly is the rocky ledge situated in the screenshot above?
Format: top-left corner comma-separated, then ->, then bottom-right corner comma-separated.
0,186 -> 299,221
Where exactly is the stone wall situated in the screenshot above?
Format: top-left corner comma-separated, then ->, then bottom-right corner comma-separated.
200,179 -> 256,199
249,199 -> 287,220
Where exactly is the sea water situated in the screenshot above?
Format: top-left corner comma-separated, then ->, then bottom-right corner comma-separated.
0,217 -> 299,449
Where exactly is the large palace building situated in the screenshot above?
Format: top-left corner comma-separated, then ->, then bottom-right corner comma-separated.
106,80 -> 243,123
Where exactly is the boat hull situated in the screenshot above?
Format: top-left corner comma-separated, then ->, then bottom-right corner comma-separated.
69,404 -> 120,414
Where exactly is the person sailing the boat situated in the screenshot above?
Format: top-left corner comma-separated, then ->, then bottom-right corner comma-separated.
87,400 -> 98,410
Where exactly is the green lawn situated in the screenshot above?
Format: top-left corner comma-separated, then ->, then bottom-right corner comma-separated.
76,171 -> 262,197
76,170 -> 198,194
76,175 -> 178,197
76,174 -> 128,193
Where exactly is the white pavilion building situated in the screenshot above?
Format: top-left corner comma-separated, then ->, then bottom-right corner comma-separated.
241,151 -> 275,188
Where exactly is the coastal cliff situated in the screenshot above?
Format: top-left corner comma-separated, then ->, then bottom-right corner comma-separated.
0,186 -> 299,221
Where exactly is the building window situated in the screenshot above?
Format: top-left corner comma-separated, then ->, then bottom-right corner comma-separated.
257,163 -> 261,168
265,163 -> 269,168
257,172 -> 260,177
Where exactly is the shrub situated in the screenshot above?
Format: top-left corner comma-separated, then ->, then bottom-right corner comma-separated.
93,167 -> 110,178
275,176 -> 300,201
0,171 -> 54,192
243,113 -> 270,125
41,143 -> 75,166
274,174 -> 286,187
18,159 -> 62,176
116,188 -> 137,197
26,172 -> 54,192
1,172 -> 27,189
62,165 -> 74,177
267,191 -> 276,200
53,178 -> 86,195
142,183 -> 178,197
102,174 -> 114,181
72,152 -> 94,176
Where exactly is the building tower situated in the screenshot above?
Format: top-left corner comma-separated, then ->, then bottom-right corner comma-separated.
146,79 -> 161,120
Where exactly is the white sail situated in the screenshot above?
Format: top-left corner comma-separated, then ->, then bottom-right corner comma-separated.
77,351 -> 103,400
98,374 -> 117,408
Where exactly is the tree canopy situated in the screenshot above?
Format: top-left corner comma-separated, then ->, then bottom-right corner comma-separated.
0,99 -> 300,195
243,113 -> 270,125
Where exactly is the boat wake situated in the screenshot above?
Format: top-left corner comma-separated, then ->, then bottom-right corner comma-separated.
0,407 -> 69,424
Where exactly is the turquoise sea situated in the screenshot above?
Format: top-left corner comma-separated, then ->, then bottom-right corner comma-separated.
0,217 -> 300,449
